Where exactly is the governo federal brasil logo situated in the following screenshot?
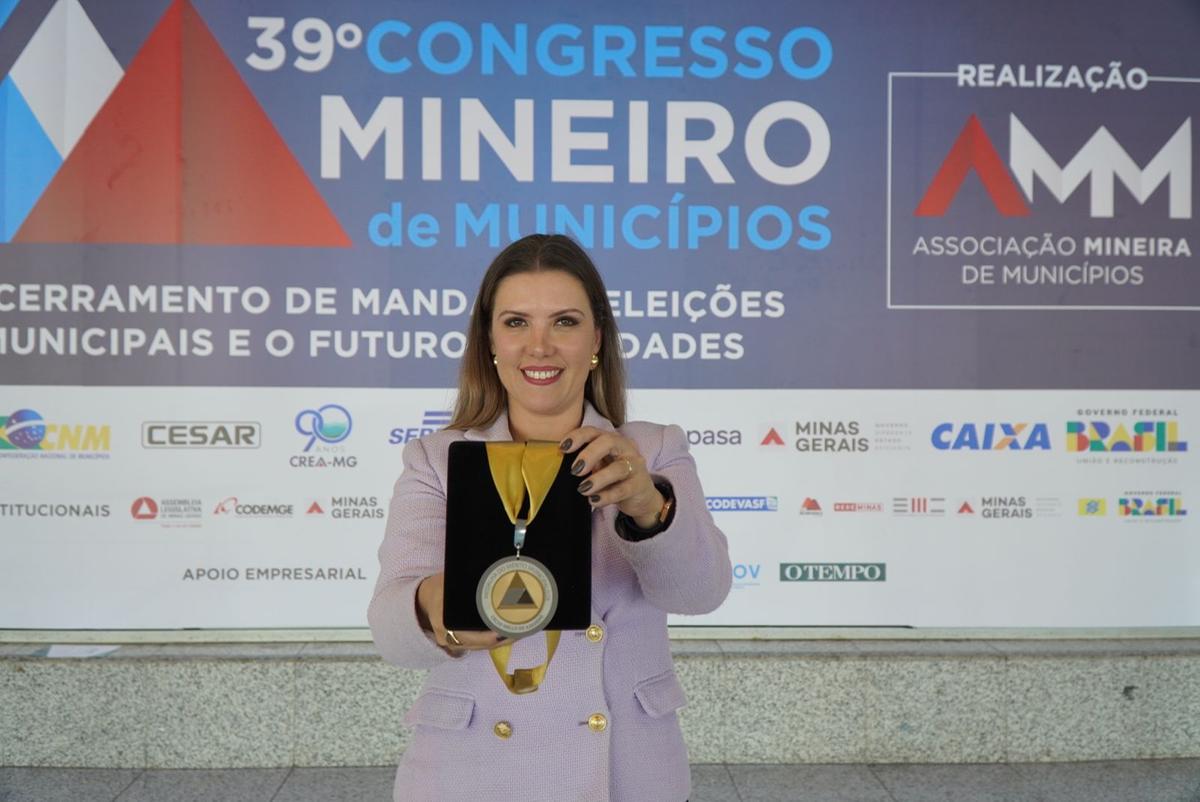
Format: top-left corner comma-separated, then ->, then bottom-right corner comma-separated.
0,0 -> 347,245
1067,421 -> 1186,452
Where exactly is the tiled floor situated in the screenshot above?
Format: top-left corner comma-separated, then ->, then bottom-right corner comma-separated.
0,760 -> 1197,801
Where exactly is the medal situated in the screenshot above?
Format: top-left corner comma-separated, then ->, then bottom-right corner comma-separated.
479,441 -> 565,694
476,554 -> 558,639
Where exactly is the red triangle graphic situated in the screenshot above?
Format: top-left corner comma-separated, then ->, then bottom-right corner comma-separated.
307,501 -> 324,515
761,428 -> 786,446
16,0 -> 350,246
958,502 -> 975,514
131,496 -> 158,519
914,115 -> 1030,218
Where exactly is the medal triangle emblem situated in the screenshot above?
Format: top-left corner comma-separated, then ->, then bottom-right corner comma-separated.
498,573 -> 538,609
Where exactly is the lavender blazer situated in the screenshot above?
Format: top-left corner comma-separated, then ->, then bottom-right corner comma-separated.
368,402 -> 732,802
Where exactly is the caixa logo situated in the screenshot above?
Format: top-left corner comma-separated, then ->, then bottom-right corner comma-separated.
931,423 -> 1050,450
916,114 -> 1191,219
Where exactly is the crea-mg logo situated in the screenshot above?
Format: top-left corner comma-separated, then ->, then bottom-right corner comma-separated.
916,114 -> 1192,219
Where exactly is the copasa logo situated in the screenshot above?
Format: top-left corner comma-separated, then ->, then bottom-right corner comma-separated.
931,423 -> 1050,450
0,0 -> 348,245
686,428 -> 743,447
0,408 -> 110,453
915,114 -> 1192,219
1067,421 -> 1187,452
295,404 -> 352,452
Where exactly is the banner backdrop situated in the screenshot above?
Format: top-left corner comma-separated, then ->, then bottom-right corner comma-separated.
1,0 -> 1197,628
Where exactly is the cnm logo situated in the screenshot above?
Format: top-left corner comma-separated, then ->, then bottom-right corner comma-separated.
916,114 -> 1191,219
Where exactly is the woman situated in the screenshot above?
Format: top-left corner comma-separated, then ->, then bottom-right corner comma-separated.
368,234 -> 732,802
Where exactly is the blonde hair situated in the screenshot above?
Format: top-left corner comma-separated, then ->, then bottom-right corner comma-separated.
449,235 -> 626,430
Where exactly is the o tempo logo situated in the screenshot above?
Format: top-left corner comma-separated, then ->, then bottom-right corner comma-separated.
780,563 -> 886,582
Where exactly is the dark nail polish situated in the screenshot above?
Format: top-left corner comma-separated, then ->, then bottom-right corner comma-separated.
578,480 -> 593,494
560,438 -> 573,452
571,459 -> 585,475
589,494 -> 600,503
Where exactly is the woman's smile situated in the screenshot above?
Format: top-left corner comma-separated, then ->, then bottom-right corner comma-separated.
520,366 -> 564,384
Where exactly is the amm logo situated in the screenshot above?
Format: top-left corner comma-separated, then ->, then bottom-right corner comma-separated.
0,409 -> 110,452
931,423 -> 1050,450
1067,421 -> 1187,452
916,114 -> 1191,219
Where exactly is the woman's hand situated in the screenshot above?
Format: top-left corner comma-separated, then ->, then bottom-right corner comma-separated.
416,572 -> 511,655
559,426 -> 665,529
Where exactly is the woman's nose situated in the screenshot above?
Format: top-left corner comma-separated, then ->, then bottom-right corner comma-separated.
527,324 -> 552,356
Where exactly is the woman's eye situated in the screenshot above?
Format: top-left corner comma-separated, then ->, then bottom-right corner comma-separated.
504,318 -> 526,328
556,317 -> 580,326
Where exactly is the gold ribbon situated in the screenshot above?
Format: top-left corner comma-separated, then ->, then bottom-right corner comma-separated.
484,441 -> 563,695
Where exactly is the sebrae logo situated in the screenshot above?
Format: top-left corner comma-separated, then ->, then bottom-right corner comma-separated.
389,411 -> 452,445
931,422 -> 1050,450
915,113 -> 1192,219
0,0 -> 348,245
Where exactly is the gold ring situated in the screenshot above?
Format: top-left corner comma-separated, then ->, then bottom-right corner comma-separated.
445,629 -> 462,647
623,458 -> 634,477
